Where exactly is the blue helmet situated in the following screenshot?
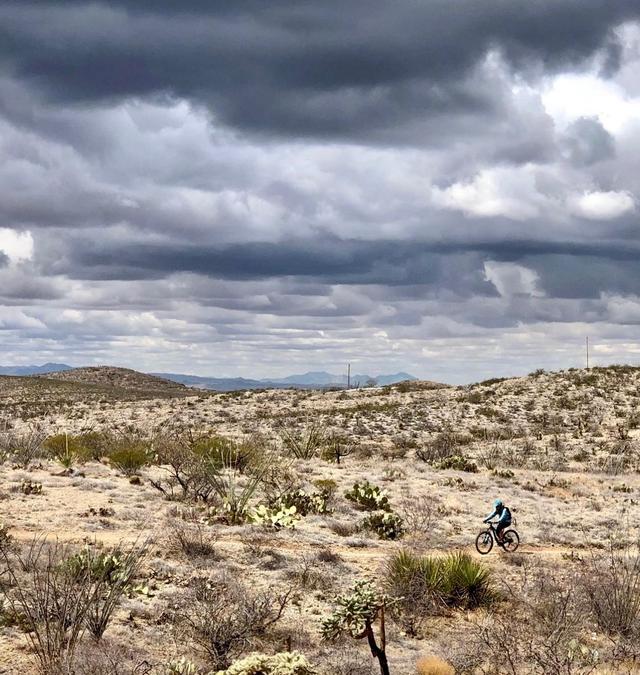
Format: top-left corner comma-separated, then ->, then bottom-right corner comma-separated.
494,499 -> 503,508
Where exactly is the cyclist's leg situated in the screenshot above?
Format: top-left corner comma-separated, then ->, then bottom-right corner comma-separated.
496,522 -> 506,542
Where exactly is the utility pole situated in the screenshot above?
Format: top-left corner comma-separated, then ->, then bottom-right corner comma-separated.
347,363 -> 351,389
586,336 -> 590,370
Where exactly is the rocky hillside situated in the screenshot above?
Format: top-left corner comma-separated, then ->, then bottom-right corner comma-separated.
35,366 -> 191,395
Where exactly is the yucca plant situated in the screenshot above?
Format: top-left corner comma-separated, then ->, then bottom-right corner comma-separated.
384,550 -> 494,613
439,551 -> 494,609
207,448 -> 268,524
279,421 -> 327,460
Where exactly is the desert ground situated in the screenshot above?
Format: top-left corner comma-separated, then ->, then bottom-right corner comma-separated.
1,365 -> 640,674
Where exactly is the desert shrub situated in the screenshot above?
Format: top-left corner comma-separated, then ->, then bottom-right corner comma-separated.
279,421 -> 327,460
321,580 -> 391,675
321,433 -> 356,464
328,520 -> 360,538
150,434 -> 216,502
468,571 -> 598,674
108,440 -> 151,476
151,433 -> 266,509
361,511 -> 404,540
416,656 -> 454,675
314,478 -> 338,501
384,550 -> 494,614
209,455 -> 271,525
436,455 -> 478,472
0,427 -> 46,467
214,651 -> 316,675
75,431 -> 113,461
44,433 -> 81,468
287,554 -> 338,592
0,521 -> 12,554
579,545 -> 640,637
416,432 -> 460,463
345,481 -> 390,511
73,542 -> 147,639
398,495 -> 437,536
0,537 -> 146,671
177,574 -> 291,669
166,519 -> 218,557
188,432 -> 256,473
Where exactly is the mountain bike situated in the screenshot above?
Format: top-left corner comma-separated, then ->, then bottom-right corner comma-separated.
475,520 -> 519,554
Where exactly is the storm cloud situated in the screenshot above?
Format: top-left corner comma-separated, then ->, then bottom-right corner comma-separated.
1,1 -> 640,382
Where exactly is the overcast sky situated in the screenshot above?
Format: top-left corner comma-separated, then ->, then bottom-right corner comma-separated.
1,1 -> 640,383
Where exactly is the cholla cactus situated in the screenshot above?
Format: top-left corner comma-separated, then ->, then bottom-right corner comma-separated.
165,657 -> 199,675
214,651 -> 316,675
345,481 -> 390,511
250,504 -> 299,529
20,479 -> 43,495
321,581 -> 392,675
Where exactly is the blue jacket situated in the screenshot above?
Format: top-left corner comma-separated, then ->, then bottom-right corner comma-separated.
484,504 -> 511,524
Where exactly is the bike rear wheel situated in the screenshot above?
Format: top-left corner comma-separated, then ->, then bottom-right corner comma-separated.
501,529 -> 519,552
475,530 -> 493,554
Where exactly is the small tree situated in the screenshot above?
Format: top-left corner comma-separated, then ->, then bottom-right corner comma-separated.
321,580 -> 392,675
322,432 -> 355,465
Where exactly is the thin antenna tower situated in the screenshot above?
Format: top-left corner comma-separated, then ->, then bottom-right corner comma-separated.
586,336 -> 589,370
347,363 -> 351,389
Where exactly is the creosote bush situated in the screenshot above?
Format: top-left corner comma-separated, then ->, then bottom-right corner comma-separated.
177,574 -> 291,669
579,544 -> 640,637
108,440 -> 151,476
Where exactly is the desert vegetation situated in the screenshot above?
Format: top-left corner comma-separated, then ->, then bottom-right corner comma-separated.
1,365 -> 640,672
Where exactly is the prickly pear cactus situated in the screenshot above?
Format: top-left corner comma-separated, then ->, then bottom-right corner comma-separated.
344,480 -> 390,511
249,504 -> 299,529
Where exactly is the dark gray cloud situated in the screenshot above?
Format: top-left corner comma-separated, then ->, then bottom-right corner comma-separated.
1,2 -> 640,381
562,117 -> 616,166
1,1 -> 639,140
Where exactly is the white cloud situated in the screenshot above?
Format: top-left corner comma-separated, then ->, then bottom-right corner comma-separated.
542,73 -> 640,134
432,167 -> 546,221
483,261 -> 544,298
0,228 -> 33,263
569,190 -> 635,220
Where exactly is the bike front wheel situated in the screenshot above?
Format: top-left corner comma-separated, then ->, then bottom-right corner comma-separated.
475,530 -> 493,555
501,529 -> 520,552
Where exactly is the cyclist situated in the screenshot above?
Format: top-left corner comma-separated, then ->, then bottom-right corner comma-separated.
483,498 -> 511,542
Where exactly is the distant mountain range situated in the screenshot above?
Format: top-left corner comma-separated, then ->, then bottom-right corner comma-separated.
0,362 -> 74,376
0,363 -> 417,392
151,370 -> 418,391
